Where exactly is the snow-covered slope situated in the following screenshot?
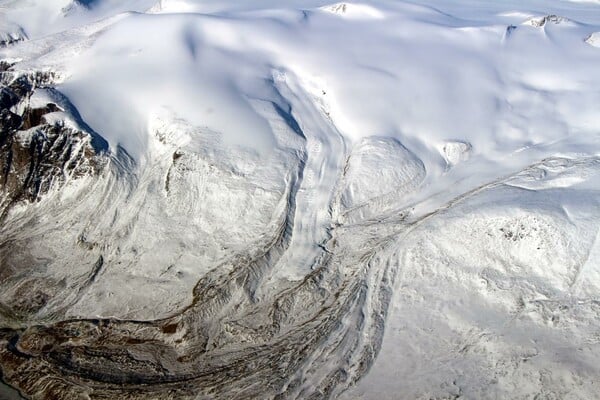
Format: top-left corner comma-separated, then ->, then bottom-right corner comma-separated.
343,157 -> 600,400
0,0 -> 600,399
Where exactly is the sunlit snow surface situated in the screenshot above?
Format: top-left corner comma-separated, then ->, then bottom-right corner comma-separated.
1,0 -> 600,399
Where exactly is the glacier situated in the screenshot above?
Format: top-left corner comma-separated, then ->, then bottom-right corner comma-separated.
1,0 -> 600,398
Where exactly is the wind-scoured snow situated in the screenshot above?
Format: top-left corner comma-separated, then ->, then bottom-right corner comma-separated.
1,0 -> 600,399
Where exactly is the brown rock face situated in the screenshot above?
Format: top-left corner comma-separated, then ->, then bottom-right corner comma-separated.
0,66 -> 106,218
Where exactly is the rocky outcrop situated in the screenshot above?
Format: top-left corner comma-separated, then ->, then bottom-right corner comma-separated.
0,23 -> 27,47
586,32 -> 600,48
524,14 -> 571,28
0,65 -> 106,218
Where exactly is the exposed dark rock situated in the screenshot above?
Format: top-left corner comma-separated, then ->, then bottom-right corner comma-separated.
0,61 -> 15,72
0,64 -> 106,219
528,15 -> 570,28
20,104 -> 60,130
0,88 -> 19,110
0,28 -> 27,48
505,25 -> 517,37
